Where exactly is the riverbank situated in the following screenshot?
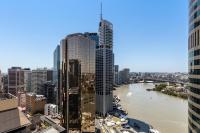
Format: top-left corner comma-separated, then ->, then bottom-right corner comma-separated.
95,93 -> 159,133
114,83 -> 188,133
149,83 -> 188,99
111,94 -> 159,133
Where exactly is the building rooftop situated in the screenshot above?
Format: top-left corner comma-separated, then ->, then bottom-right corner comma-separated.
9,67 -> 22,70
36,95 -> 46,101
0,93 -> 18,112
40,115 -> 65,132
26,92 -> 36,96
0,93 -> 31,132
46,104 -> 57,108
26,93 -> 46,101
0,108 -> 31,132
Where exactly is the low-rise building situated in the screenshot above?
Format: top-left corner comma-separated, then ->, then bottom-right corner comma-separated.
26,93 -> 46,115
17,91 -> 26,107
45,104 -> 58,116
0,93 -> 31,132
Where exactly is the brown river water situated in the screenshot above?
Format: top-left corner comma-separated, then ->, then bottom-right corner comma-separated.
114,83 -> 188,133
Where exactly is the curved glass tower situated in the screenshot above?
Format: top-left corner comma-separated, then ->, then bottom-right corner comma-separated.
189,0 -> 200,132
60,33 -> 96,132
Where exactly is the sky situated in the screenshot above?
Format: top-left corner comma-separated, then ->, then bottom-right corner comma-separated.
0,0 -> 188,73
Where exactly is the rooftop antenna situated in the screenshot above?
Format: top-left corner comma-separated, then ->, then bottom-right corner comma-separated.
100,2 -> 103,20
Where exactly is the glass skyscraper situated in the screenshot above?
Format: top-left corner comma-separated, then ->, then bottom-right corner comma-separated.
84,32 -> 99,48
53,45 -> 61,110
188,0 -> 200,132
60,33 -> 96,132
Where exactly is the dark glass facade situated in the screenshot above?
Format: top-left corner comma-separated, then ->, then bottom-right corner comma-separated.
60,33 -> 96,132
68,59 -> 81,129
60,41 -> 68,130
84,32 -> 99,48
53,45 -> 61,110
41,81 -> 56,104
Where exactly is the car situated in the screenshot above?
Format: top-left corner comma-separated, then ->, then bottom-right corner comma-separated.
122,124 -> 130,129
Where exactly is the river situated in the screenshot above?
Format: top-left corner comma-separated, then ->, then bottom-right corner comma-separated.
114,83 -> 188,133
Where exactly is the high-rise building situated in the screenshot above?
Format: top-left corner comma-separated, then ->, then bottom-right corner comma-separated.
47,69 -> 53,81
53,45 -> 61,108
188,0 -> 200,132
31,68 -> 52,94
96,17 -> 114,116
41,81 -> 56,104
84,32 -> 99,47
114,65 -> 119,85
60,40 -> 68,129
119,68 -> 130,84
8,67 -> 25,96
23,68 -> 32,92
60,33 -> 96,132
68,59 -> 81,130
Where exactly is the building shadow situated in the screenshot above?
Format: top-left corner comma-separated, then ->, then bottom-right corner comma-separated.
128,118 -> 151,132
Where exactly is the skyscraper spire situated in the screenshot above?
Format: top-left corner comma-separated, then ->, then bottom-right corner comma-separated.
100,2 -> 103,20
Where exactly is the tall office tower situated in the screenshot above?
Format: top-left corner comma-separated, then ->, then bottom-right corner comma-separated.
96,16 -> 114,116
119,68 -> 130,84
84,32 -> 99,47
60,41 -> 67,129
41,81 -> 56,104
68,59 -> 81,130
23,68 -> 31,92
31,68 -> 51,94
47,69 -> 53,81
112,52 -> 115,86
8,67 -> 25,96
53,45 -> 61,108
60,33 -> 96,132
189,0 -> 200,132
114,65 -> 119,85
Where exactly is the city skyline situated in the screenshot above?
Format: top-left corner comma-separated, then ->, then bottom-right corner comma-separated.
0,1 -> 192,132
0,0 -> 188,73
